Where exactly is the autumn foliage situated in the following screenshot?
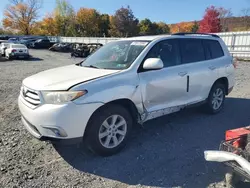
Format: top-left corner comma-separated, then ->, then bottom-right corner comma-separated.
1,1 -> 246,37
76,8 -> 101,37
170,22 -> 195,33
3,0 -> 42,35
198,6 -> 221,33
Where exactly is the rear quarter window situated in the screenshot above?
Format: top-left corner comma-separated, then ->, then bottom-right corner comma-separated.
203,40 -> 224,59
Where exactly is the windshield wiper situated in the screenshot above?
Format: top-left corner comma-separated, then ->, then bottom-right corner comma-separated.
83,65 -> 100,69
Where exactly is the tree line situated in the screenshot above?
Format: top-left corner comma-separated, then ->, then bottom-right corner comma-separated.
1,0 -> 250,37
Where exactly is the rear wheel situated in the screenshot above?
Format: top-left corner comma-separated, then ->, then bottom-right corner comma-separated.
205,82 -> 226,114
85,104 -> 132,156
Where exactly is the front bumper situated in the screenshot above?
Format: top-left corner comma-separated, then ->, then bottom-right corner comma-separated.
18,95 -> 103,141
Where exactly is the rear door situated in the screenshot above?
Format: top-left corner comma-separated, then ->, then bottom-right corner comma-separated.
179,38 -> 212,104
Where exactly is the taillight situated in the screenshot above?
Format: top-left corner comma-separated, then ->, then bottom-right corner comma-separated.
12,49 -> 17,53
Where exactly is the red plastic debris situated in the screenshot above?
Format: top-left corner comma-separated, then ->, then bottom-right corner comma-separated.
225,126 -> 250,141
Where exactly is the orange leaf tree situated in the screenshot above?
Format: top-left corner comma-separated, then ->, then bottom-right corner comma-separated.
32,13 -> 59,36
3,0 -> 42,35
170,22 -> 194,33
76,8 -> 101,37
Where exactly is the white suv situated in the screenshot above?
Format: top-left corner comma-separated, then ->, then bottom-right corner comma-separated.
18,33 -> 235,156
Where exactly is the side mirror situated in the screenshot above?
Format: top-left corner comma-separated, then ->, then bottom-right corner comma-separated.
143,58 -> 164,70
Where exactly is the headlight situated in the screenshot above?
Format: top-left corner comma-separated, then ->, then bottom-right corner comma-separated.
42,90 -> 87,104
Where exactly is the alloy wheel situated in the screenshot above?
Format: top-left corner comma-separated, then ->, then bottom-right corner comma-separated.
98,115 -> 127,149
212,88 -> 224,110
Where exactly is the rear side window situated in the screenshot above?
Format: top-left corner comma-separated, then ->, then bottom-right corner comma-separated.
203,40 -> 224,59
146,39 -> 180,68
180,39 -> 205,64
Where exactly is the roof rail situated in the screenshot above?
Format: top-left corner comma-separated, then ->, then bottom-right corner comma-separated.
172,32 -> 220,38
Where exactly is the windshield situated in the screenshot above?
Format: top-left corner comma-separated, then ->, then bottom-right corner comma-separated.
80,40 -> 149,70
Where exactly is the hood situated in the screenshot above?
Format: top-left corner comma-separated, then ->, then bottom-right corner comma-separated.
23,64 -> 120,90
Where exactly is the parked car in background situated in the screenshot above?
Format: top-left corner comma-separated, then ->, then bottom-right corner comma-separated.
0,43 -> 10,56
19,38 -> 38,48
8,38 -> 19,43
18,33 -> 235,156
0,35 -> 9,40
5,44 -> 29,60
49,43 -> 74,52
71,43 -> 103,58
30,38 -> 51,49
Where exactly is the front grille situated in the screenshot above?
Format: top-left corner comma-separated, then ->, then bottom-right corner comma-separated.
21,86 -> 41,107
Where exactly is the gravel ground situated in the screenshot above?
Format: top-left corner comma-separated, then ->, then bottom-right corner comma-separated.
1,50 -> 250,188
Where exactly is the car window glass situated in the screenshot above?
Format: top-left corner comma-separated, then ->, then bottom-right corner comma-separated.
202,40 -> 212,60
13,44 -> 26,49
81,40 -> 148,70
145,39 -> 180,68
205,40 -> 224,59
180,39 -> 205,64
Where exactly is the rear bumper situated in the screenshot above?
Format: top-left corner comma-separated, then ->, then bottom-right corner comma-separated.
10,53 -> 29,59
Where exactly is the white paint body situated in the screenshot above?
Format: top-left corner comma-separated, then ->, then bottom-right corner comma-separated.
5,44 -> 29,59
18,35 -> 235,140
0,43 -> 10,55
204,150 -> 250,176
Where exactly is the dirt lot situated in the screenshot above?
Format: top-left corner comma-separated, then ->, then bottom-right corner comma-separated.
0,49 -> 250,188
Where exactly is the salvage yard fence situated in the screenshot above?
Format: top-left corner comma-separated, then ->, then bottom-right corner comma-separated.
49,31 -> 250,59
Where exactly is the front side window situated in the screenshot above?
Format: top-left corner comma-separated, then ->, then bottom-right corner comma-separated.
180,39 -> 205,64
80,40 -> 149,70
145,39 -> 180,68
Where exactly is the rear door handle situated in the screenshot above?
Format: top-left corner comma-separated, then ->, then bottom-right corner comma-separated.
178,71 -> 187,77
209,66 -> 216,70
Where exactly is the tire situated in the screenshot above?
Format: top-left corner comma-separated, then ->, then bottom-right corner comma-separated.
205,82 -> 226,114
85,104 -> 132,156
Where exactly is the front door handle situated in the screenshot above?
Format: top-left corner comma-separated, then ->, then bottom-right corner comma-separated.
209,66 -> 216,70
178,71 -> 187,77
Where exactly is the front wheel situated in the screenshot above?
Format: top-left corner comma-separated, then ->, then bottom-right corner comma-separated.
205,82 -> 226,114
85,104 -> 132,156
